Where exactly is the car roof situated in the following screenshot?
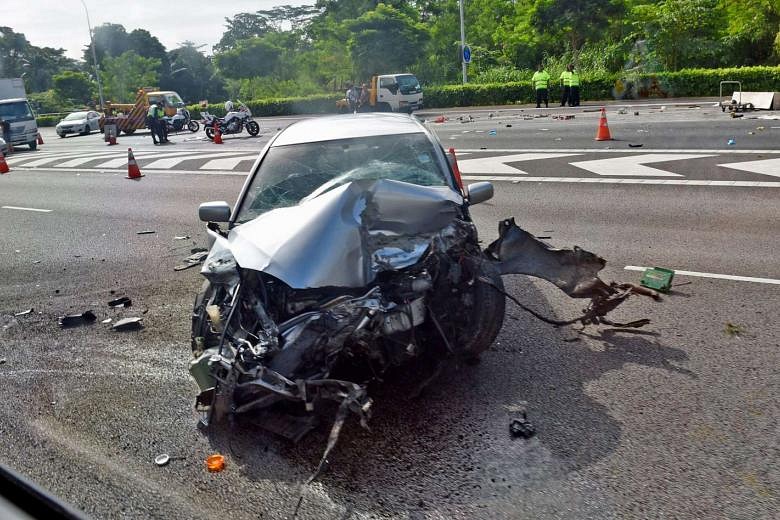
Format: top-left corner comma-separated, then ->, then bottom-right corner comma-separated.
0,98 -> 28,104
272,113 -> 426,147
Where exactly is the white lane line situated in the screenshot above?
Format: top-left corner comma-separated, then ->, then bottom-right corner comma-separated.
717,158 -> 780,178
570,154 -> 715,177
624,266 -> 780,285
93,151 -> 206,168
142,152 -> 248,169
457,149 -> 780,154
460,175 -> 780,187
10,166 -> 246,176
201,154 -> 259,170
1,205 -> 53,213
7,150 -> 119,167
458,153 -> 581,175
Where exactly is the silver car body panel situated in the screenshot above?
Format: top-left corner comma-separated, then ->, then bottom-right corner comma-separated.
227,178 -> 463,289
271,113 -> 424,147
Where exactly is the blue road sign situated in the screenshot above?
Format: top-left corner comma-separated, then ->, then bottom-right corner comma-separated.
463,45 -> 472,64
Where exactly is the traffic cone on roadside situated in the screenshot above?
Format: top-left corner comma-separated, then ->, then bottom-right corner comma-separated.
595,107 -> 612,141
37,132 -> 44,145
0,151 -> 9,174
213,122 -> 223,144
126,147 -> 144,179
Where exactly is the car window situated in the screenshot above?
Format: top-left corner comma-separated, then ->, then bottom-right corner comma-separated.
235,133 -> 451,223
65,112 -> 88,120
396,74 -> 421,94
379,77 -> 396,89
0,101 -> 35,122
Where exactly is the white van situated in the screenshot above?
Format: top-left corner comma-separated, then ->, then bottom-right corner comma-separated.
0,78 -> 40,151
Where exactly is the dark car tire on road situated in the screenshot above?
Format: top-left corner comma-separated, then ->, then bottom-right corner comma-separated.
58,133 -> 65,138
246,121 -> 260,136
28,141 -> 37,151
122,128 -> 136,135
457,259 -> 506,361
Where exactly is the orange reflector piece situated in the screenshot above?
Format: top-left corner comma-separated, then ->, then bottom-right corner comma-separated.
447,147 -> 464,194
206,454 -> 225,472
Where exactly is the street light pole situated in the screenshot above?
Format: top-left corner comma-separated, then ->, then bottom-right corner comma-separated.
78,0 -> 105,110
459,0 -> 467,84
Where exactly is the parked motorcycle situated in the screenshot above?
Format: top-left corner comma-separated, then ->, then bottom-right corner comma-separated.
162,106 -> 199,133
201,102 -> 260,140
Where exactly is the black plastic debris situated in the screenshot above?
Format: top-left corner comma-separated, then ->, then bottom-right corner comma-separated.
136,230 -> 156,235
113,317 -> 143,331
190,247 -> 208,254
59,310 -> 97,328
108,296 -> 132,308
628,143 -> 644,148
509,413 -> 536,439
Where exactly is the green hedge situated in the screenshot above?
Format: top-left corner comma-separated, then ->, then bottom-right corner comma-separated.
36,115 -> 60,127
180,65 -> 779,115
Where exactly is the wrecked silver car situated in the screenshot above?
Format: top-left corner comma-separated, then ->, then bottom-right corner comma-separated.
189,114 -> 656,476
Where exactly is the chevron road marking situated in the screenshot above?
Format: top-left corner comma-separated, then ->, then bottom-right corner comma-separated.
7,150 -> 123,167
717,158 -> 780,178
570,154 -> 716,177
142,152 -> 249,169
93,151 -> 220,168
201,155 -> 259,170
457,153 -> 581,175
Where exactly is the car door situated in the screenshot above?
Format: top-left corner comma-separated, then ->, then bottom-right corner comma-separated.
377,76 -> 399,110
88,112 -> 100,131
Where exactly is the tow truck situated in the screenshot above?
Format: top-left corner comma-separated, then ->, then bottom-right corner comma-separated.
337,73 -> 423,113
100,88 -> 186,134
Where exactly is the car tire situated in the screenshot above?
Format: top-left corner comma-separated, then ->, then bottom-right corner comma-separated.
58,133 -> 65,138
457,259 -> 506,361
378,102 -> 392,112
28,141 -> 37,151
122,128 -> 136,135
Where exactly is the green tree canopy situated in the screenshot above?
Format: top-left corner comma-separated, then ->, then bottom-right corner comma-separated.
100,51 -> 160,103
52,70 -> 95,105
214,37 -> 283,79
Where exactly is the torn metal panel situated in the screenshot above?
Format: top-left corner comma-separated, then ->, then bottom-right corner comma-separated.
227,179 -> 463,289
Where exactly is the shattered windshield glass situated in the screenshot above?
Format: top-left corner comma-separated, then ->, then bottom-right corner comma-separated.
235,133 -> 449,223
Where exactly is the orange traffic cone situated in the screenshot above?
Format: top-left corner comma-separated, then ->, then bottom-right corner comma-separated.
126,147 -> 144,179
36,132 -> 44,145
213,122 -> 223,144
595,107 -> 612,141
0,151 -> 9,174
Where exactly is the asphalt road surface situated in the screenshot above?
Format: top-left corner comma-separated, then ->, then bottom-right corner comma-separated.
0,102 -> 778,519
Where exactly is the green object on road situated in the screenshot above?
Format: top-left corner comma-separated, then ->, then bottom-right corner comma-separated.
640,267 -> 675,292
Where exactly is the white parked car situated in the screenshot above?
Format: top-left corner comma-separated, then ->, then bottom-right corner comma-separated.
55,111 -> 101,138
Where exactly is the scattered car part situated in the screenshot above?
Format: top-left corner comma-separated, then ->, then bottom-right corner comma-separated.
107,296 -> 132,308
14,308 -> 33,316
58,311 -> 97,328
154,454 -> 171,467
112,317 -> 143,331
205,454 -> 225,472
509,413 -> 536,439
174,251 -> 209,271
136,230 -> 156,235
640,267 -> 675,292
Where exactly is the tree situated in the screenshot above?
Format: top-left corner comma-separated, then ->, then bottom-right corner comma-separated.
214,37 -> 283,79
215,13 -> 275,52
84,23 -> 130,64
166,42 -> 225,102
346,4 -> 429,79
52,71 -> 95,105
100,51 -> 160,103
531,0 -> 625,51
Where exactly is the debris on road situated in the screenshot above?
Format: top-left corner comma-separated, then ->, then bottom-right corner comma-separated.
112,317 -> 143,331
136,230 -> 156,235
628,143 -> 644,148
640,267 -> 675,292
728,138 -> 737,145
509,413 -> 536,439
634,111 -> 640,116
14,308 -> 33,316
108,296 -> 132,308
154,454 -> 171,467
174,251 -> 209,271
0,358 -> 6,365
617,108 -> 628,115
489,129 -> 497,136
206,454 -> 225,472
724,322 -> 745,337
174,235 -> 191,240
101,318 -> 112,324
58,310 -> 97,328
190,247 -> 208,254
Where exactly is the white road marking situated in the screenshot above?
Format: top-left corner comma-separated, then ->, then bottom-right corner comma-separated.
93,151 -> 212,168
458,153 -> 581,175
56,152 -> 154,168
570,154 -> 715,177
717,158 -> 780,178
624,266 -> 780,285
200,154 -> 259,170
1,205 -> 52,213
7,150 -> 119,167
460,175 -> 780,187
142,151 -> 249,170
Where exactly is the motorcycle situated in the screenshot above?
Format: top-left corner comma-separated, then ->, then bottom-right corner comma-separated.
201,102 -> 260,140
162,106 -> 199,133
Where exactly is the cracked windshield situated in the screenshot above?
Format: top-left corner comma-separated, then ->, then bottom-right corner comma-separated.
0,1 -> 778,519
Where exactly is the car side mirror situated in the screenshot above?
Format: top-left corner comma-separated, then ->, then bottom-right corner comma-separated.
199,201 -> 231,222
466,182 -> 494,205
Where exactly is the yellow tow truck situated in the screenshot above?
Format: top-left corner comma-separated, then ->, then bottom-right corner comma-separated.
100,88 -> 187,134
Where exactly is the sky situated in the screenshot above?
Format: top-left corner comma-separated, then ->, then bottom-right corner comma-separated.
7,0 -> 308,60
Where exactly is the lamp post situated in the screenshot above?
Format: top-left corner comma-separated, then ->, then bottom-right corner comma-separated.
459,0 -> 467,84
77,0 -> 105,110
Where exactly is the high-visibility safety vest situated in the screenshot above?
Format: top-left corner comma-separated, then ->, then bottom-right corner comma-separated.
531,70 -> 550,90
569,72 -> 581,87
559,70 -> 572,86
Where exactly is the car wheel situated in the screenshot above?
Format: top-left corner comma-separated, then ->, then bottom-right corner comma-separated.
28,141 -> 37,151
58,133 -> 65,138
81,128 -> 90,136
122,128 -> 136,135
456,258 -> 506,361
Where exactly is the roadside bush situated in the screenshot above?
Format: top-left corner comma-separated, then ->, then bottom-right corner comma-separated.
187,93 -> 343,118
35,115 -> 60,127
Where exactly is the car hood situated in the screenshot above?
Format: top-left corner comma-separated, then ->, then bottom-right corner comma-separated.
226,179 -> 464,289
57,119 -> 86,127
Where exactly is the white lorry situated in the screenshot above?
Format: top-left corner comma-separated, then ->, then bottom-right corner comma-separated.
338,73 -> 424,113
0,78 -> 39,151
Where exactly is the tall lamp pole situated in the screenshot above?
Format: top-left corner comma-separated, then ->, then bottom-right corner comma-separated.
77,0 -> 105,110
459,0 -> 467,84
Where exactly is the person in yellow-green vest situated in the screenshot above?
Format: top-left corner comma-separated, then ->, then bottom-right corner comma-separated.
568,64 -> 581,107
559,66 -> 572,107
531,63 -> 550,108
